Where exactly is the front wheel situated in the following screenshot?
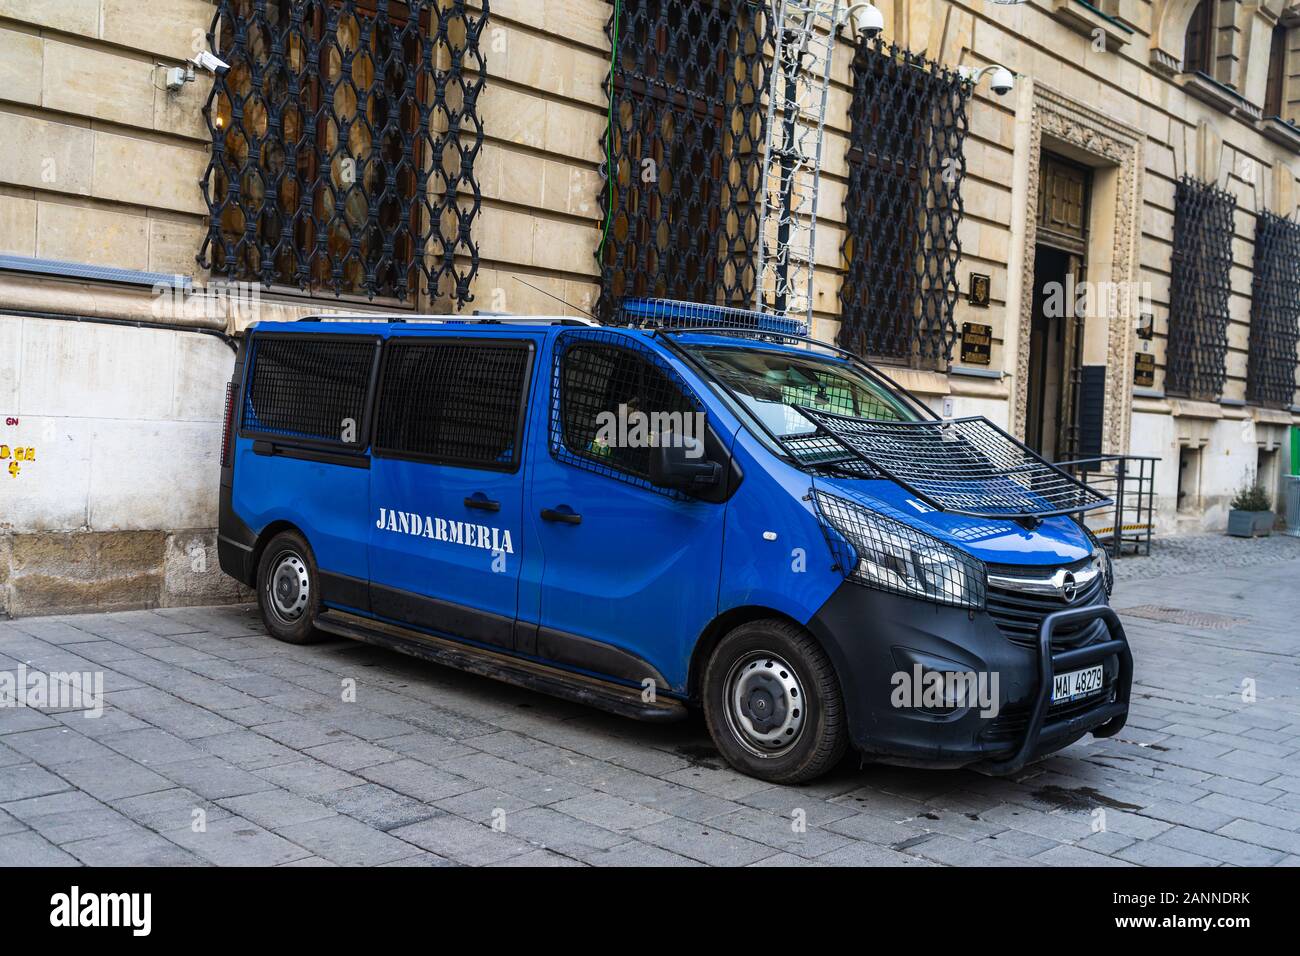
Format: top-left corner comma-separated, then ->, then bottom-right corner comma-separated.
702,619 -> 848,784
256,530 -> 324,645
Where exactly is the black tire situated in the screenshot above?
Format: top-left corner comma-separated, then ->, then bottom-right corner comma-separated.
702,619 -> 848,784
255,530 -> 324,645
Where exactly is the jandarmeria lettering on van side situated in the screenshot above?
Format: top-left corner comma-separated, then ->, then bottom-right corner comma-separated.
376,507 -> 515,555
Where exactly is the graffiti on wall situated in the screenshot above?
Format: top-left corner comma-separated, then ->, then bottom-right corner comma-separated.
2,417 -> 35,478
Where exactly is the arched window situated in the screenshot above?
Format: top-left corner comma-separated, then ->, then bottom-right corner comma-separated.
1265,21 -> 1288,118
1183,0 -> 1216,76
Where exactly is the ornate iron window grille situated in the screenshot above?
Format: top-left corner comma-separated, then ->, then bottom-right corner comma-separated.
1165,176 -> 1235,401
198,0 -> 487,307
839,38 -> 969,367
1246,211 -> 1300,409
597,0 -> 772,322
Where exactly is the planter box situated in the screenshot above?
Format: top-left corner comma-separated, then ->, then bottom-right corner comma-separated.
1228,509 -> 1274,537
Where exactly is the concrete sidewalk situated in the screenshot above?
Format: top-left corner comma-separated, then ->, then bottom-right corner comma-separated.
1,537 -> 1298,866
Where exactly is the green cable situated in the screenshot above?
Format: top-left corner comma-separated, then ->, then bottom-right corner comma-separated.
598,0 -> 621,257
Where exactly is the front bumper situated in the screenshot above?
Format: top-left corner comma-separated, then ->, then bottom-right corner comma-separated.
804,582 -> 1131,772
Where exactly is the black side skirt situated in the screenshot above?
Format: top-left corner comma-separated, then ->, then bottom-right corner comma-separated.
313,609 -> 687,724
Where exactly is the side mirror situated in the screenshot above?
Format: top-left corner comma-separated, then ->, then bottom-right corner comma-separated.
650,433 -> 722,494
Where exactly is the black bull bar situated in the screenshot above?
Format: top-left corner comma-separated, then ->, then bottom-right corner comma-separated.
985,604 -> 1133,775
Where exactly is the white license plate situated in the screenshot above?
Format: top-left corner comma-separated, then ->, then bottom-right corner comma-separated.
1052,664 -> 1104,704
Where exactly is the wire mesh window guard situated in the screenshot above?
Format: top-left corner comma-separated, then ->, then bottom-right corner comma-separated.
242,334 -> 379,445
797,408 -> 1111,519
1166,176 -> 1235,401
199,0 -> 487,306
1246,211 -> 1300,409
550,330 -> 705,498
839,38 -> 969,367
597,0 -> 772,322
375,340 -> 531,468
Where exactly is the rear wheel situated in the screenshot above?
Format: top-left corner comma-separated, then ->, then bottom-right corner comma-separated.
702,619 -> 847,784
256,530 -> 323,645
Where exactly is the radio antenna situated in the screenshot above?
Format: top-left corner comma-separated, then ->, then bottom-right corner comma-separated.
513,275 -> 598,321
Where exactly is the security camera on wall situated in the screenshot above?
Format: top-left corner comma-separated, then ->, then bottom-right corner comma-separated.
958,64 -> 1017,97
988,66 -> 1015,96
163,48 -> 230,91
849,3 -> 884,39
192,50 -> 231,74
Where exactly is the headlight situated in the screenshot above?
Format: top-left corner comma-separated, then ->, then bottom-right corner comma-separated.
812,491 -> 986,610
1076,520 -> 1114,595
1091,545 -> 1113,596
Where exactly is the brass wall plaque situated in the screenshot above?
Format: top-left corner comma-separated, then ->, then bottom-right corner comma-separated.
961,322 -> 992,365
1134,351 -> 1156,388
968,273 -> 990,307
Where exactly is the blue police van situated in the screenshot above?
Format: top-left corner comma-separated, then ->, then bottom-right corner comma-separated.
218,299 -> 1131,783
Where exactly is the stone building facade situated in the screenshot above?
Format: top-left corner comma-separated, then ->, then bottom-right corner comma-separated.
1,0 -> 1298,615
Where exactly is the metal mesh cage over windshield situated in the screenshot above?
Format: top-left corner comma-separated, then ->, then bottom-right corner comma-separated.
550,331 -> 705,498
596,0 -> 772,321
1246,212 -> 1300,409
839,38 -> 969,366
375,340 -> 531,469
199,0 -> 487,306
242,334 -> 378,445
1166,176 -> 1235,400
797,408 -> 1111,519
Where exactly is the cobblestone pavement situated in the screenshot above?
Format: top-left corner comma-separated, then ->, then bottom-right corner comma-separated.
2,538 -> 1298,867
1112,529 -> 1300,583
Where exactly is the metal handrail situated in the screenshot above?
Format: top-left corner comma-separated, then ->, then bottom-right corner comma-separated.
1057,455 -> 1158,558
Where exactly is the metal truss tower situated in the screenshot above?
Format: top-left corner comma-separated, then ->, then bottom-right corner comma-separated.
755,0 -> 842,328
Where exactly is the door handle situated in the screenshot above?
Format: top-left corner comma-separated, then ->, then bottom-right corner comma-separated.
541,507 -> 582,525
464,494 -> 501,512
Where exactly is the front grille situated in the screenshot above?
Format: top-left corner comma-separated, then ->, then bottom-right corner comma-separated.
985,558 -> 1107,649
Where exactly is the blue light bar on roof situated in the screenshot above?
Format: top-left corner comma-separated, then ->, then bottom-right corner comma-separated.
619,298 -> 809,337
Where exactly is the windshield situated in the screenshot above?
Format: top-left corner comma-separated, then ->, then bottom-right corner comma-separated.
687,345 -> 918,441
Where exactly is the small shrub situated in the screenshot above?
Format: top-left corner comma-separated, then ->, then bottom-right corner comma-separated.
1230,473 -> 1272,512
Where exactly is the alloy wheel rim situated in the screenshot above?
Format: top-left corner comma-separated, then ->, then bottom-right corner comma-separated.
723,652 -> 806,758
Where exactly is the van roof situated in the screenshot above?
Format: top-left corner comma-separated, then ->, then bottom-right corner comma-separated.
277,297 -> 810,339
292,313 -> 599,328
253,317 -> 856,365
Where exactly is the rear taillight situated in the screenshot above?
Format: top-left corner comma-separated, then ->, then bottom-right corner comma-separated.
220,382 -> 237,468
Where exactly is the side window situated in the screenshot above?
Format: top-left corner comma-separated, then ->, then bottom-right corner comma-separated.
242,334 -> 378,447
374,340 -> 532,470
553,335 -> 703,494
